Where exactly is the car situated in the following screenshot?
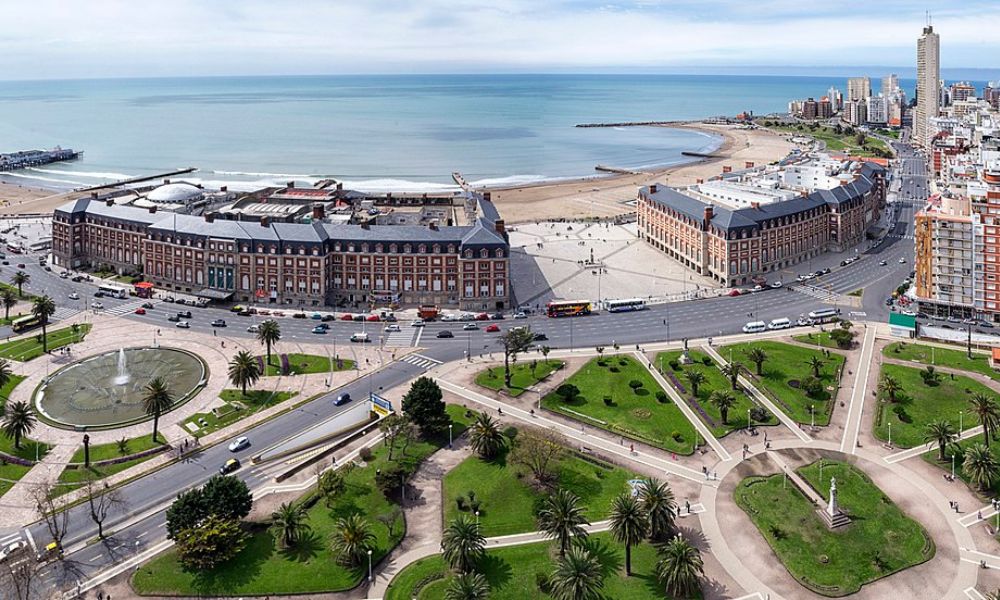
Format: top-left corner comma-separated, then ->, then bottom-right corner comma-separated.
0,539 -> 26,563
272,311 -> 285,317
485,324 -> 500,333
384,314 -> 398,322
258,309 -> 271,316
292,312 -> 307,319
134,308 -> 146,315
436,330 -> 454,338
340,313 -> 354,321
237,309 -> 251,316
476,313 -> 490,321
769,281 -> 783,289
463,323 -> 479,331
441,313 -> 459,322
879,260 -> 888,266
533,332 -> 548,341
247,324 -> 260,333
321,314 -> 336,322
795,275 -> 807,283
350,332 -> 370,343
490,312 -> 505,320
211,319 -> 227,327
796,316 -> 811,327
459,313 -> 476,321
727,289 -> 742,297
43,266 -> 51,272
334,392 -> 352,406
167,314 -> 180,322
411,320 -> 425,327
901,309 -> 917,316
385,324 -> 401,332
513,312 -> 527,319
175,298 -> 188,306
820,267 -> 831,275
352,314 -> 366,322
947,316 -> 962,323
885,298 -> 894,307
141,302 -> 154,309
176,321 -> 190,328
750,285 -> 764,293
163,296 -> 175,303
366,315 -> 380,322
91,301 -> 103,309
68,292 -> 79,300
963,318 -> 977,325
60,272 -> 69,279
840,259 -> 850,266
311,325 -> 327,334
16,263 -> 24,269
979,320 -> 996,329
220,458 -> 241,474
93,291 -> 104,298
227,436 -> 250,452
177,310 -> 192,319
311,312 -> 323,320
229,304 -> 245,312
899,257 -> 906,263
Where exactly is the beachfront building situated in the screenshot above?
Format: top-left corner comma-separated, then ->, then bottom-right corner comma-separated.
635,160 -> 886,287
51,191 -> 510,311
916,24 -> 941,149
914,195 -> 977,318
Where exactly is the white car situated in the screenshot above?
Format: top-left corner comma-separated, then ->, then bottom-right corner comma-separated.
91,301 -> 103,309
246,324 -> 260,333
0,539 -> 26,562
513,312 -> 527,319
228,436 -> 250,452
385,324 -> 401,332
68,292 -> 79,300
410,320 -> 425,327
899,257 -> 906,263
176,321 -> 191,328
463,323 -> 479,330
441,314 -> 459,322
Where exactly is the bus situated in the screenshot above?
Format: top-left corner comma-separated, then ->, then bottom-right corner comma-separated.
807,307 -> 841,323
605,298 -> 646,313
11,314 -> 41,333
546,300 -> 592,318
97,285 -> 128,299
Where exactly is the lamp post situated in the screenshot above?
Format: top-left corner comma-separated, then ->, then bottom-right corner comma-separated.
960,411 -> 964,433
888,421 -> 892,447
448,424 -> 453,449
747,408 -> 752,430
951,453 -> 955,479
475,510 -> 480,531
367,549 -> 373,583
810,404 -> 815,429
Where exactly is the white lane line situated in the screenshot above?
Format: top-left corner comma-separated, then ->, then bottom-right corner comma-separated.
89,554 -> 103,562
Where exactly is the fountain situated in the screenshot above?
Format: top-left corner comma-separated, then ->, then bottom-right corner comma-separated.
113,348 -> 130,386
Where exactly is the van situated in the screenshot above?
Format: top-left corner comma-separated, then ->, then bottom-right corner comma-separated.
767,317 -> 791,330
742,321 -> 766,334
350,332 -> 370,343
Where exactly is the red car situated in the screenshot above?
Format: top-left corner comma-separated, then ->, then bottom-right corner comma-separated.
476,312 -> 490,321
366,314 -> 380,322
340,313 -> 354,321
728,289 -> 742,297
134,308 -> 146,315
485,323 -> 500,333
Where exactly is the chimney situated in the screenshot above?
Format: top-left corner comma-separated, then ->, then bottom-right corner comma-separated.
750,202 -> 761,210
90,191 -> 98,199
220,186 -> 228,192
163,179 -> 170,185
428,222 -> 438,230
336,182 -> 343,191
361,222 -> 370,230
148,205 -> 157,214
722,166 -> 732,173
704,205 -> 714,222
745,161 -> 755,169
649,184 -> 658,194
105,198 -> 114,207
260,216 -> 270,228
484,192 -> 492,202
696,178 -> 704,184
286,181 -> 295,188
204,212 -> 214,223
312,203 -> 325,220
494,219 -> 506,237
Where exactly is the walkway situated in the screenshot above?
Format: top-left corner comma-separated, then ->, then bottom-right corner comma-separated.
840,324 -> 877,454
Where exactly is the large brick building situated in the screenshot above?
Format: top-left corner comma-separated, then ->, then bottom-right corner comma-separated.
52,194 -> 511,311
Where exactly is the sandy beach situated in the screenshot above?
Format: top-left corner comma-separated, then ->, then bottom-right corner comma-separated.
0,180 -> 72,215
486,123 -> 796,223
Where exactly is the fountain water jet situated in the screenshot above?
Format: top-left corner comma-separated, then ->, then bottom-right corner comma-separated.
113,348 -> 130,386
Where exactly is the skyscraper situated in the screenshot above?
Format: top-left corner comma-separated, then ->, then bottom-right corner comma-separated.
882,74 -> 899,97
916,25 -> 940,148
847,77 -> 871,102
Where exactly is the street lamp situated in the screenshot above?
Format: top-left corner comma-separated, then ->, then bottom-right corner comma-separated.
888,421 -> 892,447
747,408 -> 752,430
448,424 -> 453,449
475,510 -> 480,531
367,548 -> 373,582
951,453 -> 955,480
810,404 -> 815,429
960,411 -> 964,433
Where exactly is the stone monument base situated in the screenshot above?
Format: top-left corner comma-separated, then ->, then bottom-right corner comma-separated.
818,508 -> 851,529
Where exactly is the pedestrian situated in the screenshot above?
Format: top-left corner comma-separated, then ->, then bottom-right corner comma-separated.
671,452 -> 676,461
629,443 -> 634,454
979,510 -> 983,520
98,592 -> 104,600
497,407 -> 502,415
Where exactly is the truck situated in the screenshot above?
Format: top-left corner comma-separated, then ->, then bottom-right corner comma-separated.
418,305 -> 439,321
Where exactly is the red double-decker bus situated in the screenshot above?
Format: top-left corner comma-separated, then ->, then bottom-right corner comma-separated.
546,300 -> 592,318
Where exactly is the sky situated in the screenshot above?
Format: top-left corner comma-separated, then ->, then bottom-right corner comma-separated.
3,0 -> 1000,80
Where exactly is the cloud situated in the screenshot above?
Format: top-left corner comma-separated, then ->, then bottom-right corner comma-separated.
0,0 -> 998,79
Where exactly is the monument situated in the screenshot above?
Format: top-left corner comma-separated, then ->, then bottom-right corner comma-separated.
679,337 -> 694,364
820,476 -> 851,528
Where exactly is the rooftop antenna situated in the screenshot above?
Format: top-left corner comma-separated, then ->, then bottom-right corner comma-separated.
926,11 -> 932,27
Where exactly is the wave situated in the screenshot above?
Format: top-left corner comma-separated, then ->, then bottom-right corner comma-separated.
336,178 -> 460,193
28,167 -> 132,180
1,171 -> 87,186
211,169 -> 322,179
467,174 -> 553,187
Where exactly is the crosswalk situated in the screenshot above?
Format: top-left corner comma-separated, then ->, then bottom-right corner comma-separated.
400,353 -> 442,370
790,284 -> 841,302
49,306 -> 79,321
383,327 -> 417,348
101,300 -> 147,316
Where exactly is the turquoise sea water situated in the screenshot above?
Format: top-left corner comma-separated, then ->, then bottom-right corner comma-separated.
0,73 -> 949,191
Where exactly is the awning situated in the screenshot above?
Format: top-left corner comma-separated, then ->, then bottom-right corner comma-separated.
134,282 -> 155,289
195,288 -> 234,301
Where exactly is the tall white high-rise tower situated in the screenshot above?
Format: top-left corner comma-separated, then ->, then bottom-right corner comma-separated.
915,24 -> 940,148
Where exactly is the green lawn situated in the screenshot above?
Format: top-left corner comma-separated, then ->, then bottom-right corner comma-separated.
0,282 -> 37,302
0,323 -> 92,361
873,364 -> 994,448
734,460 -> 933,597
0,462 -> 32,498
133,405 -> 472,596
541,355 -> 697,454
385,533 -> 688,600
720,341 -> 845,426
767,123 -> 891,158
183,389 -> 298,438
884,342 -> 1000,383
0,374 -> 25,409
923,433 -> 1000,496
793,332 -> 845,350
443,446 -> 635,537
0,375 -> 47,463
657,350 -> 776,438
475,360 -> 565,397
51,434 -> 166,497
260,353 -> 355,376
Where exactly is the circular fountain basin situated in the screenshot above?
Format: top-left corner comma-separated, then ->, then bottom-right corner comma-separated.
34,347 -> 207,430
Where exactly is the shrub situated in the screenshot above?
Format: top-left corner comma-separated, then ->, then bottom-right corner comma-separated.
536,571 -> 552,593
358,446 -> 373,462
609,366 -> 620,373
702,356 -> 713,366
502,426 -> 518,441
628,380 -> 643,392
603,396 -> 613,406
456,496 -> 467,511
556,383 -> 579,401
801,376 -> 824,398
655,391 -> 668,403
750,406 -> 768,422
671,431 -> 683,442
669,360 -> 680,371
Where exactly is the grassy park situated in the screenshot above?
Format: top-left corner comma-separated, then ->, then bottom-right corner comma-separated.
53,434 -> 166,497
0,323 -> 92,361
657,350 -> 775,437
260,353 -> 355,376
540,355 -> 697,454
734,460 -> 933,596
720,341 -> 844,426
765,122 -> 892,157
873,364 -> 994,448
793,331 -> 845,350
923,432 -> 1000,496
883,342 -> 1000,383
475,359 -> 564,397
183,389 -> 298,438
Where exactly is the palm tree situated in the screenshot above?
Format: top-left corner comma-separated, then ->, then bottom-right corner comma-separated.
537,488 -> 589,556
963,443 -> 1000,492
445,573 -> 491,600
970,393 -> 1000,446
469,411 -> 505,459
720,361 -> 742,390
228,350 -> 261,397
638,478 -> 676,541
655,535 -> 705,598
549,546 -> 604,600
684,371 -> 706,397
141,377 -> 173,443
257,319 -> 281,366
31,295 -> 56,353
709,390 -> 737,425
745,347 -> 767,376
1,401 -> 36,450
331,514 -> 376,566
806,355 -> 824,378
609,492 -> 648,576
441,514 -> 485,573
0,359 -> 12,401
924,420 -> 958,462
270,502 -> 310,547
0,288 -> 17,320
879,374 -> 902,403
11,271 -> 29,297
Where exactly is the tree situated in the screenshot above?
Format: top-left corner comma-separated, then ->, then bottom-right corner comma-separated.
879,374 -> 902,403
595,346 -> 605,362
380,413 -> 412,461
2,401 -> 35,450
318,468 -> 347,508
270,502 -> 310,547
0,552 -> 40,600
141,376 -> 173,443
0,288 -> 17,321
31,483 -> 68,551
509,429 -> 564,486
684,371 -> 705,397
257,319 -> 281,366
609,492 -> 649,576
166,488 -> 209,541
499,327 -> 535,387
11,271 -> 29,297
655,535 -> 705,598
469,411 -> 505,459
963,443 -> 1000,492
401,377 -> 450,437
441,514 -> 486,573
375,462 -> 413,498
30,295 -> 56,353
537,488 -> 589,556
556,384 -> 579,401
921,365 -> 942,386
829,328 -> 855,349
549,546 -> 605,600
720,361 -> 742,390
228,350 -> 261,397
201,475 -> 253,522
924,420 -> 958,462
709,390 -> 737,425
541,346 -> 551,362
638,478 -> 676,541
84,477 -> 126,540
176,514 -> 247,571
332,514 -> 376,566
970,392 -> 1000,446
745,347 -> 768,376
806,355 -> 824,378
445,572 -> 491,600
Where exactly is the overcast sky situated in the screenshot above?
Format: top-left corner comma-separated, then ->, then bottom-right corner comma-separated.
3,0 -> 1000,80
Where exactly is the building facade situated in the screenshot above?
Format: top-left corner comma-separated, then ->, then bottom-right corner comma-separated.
916,25 -> 941,149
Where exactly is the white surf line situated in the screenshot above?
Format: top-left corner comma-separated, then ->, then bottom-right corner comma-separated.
841,324 -> 876,454
883,425 -> 984,464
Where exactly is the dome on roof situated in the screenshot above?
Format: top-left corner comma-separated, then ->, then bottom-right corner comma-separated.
147,182 -> 203,204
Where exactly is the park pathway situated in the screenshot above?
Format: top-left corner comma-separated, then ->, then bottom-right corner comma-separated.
839,324 -> 877,454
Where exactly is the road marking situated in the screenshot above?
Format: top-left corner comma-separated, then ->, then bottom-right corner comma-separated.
401,353 -> 442,370
23,527 -> 36,554
137,531 -> 149,538
841,325 -> 876,454
732,594 -> 767,600
89,554 -> 103,561
413,326 -> 424,346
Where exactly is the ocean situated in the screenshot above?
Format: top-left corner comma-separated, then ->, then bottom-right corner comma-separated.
0,73 -> 967,192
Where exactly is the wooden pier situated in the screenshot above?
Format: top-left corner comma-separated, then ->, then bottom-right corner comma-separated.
76,167 -> 198,192
594,165 -> 643,175
452,171 -> 471,192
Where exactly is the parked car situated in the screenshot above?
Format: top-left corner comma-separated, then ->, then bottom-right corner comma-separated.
321,314 -> 336,322
728,289 -> 742,297
311,313 -> 323,320
237,309 -> 251,316
227,436 -> 250,452
0,539 -> 26,563
899,257 -> 906,263
219,458 -> 240,474
334,393 -> 352,406
476,313 -> 490,321
366,315 -> 380,322
513,312 -> 527,319
352,314 -> 366,322
292,312 -> 307,319
176,321 -> 191,328
490,313 -> 505,320
134,308 -> 146,315
340,313 -> 355,321
769,281 -> 783,289
485,324 -> 500,333
436,330 -> 454,338
879,260 -> 888,266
